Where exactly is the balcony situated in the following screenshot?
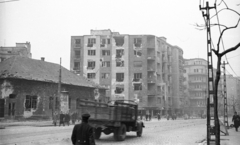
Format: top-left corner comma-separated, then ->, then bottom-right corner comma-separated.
188,80 -> 207,84
148,78 -> 156,84
147,55 -> 156,60
147,67 -> 156,72
188,72 -> 207,76
74,44 -> 81,48
188,88 -> 206,92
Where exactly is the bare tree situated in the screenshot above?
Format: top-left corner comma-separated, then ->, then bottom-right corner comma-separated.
198,0 -> 240,144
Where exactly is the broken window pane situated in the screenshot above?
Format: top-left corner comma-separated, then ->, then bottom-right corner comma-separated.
25,95 -> 37,110
75,50 -> 80,58
102,61 -> 110,67
87,61 -> 95,69
101,73 -> 110,79
134,50 -> 142,57
116,60 -> 124,67
114,37 -> 124,46
116,73 -> 124,82
133,73 -> 142,81
87,38 -> 96,47
134,38 -> 142,47
115,87 -> 124,94
102,50 -> 110,56
134,83 -> 142,91
101,39 -> 106,47
116,49 -> 124,58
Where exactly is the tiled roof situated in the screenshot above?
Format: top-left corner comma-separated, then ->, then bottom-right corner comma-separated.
0,56 -> 97,88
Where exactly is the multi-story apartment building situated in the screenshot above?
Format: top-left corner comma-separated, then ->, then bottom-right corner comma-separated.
184,58 -> 224,117
0,42 -> 32,62
70,29 -> 184,116
226,75 -> 240,114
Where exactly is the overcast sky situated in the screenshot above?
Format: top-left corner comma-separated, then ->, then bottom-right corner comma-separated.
0,0 -> 240,77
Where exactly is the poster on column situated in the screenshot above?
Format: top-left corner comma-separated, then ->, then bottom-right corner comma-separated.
60,91 -> 69,113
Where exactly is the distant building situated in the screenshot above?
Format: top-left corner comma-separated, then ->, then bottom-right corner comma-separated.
184,58 -> 223,117
0,42 -> 32,62
0,56 -> 106,120
70,29 -> 185,116
226,75 -> 240,114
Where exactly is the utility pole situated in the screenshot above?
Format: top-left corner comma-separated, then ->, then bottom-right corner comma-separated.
222,61 -> 229,128
199,2 -> 218,145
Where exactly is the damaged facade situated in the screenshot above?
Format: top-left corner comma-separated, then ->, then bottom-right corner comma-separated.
70,29 -> 185,116
0,56 -> 106,120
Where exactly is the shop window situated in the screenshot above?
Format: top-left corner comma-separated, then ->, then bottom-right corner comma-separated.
116,73 -> 124,82
25,95 -> 37,110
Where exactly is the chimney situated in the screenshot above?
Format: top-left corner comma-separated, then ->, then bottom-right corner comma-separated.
41,57 -> 45,61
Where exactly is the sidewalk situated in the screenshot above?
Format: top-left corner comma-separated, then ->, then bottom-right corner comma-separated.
0,119 -> 54,128
198,128 -> 240,145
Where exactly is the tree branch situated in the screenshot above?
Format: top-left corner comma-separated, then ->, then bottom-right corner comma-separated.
217,18 -> 240,53
220,42 -> 240,57
212,49 -> 218,55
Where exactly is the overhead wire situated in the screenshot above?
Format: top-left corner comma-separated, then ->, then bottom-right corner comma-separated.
214,1 -> 239,77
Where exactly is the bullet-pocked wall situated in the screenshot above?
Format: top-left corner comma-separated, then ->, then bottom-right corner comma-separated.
0,79 -> 95,120
111,35 -> 129,100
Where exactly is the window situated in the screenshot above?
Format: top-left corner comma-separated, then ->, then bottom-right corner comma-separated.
116,49 -> 124,58
49,97 -> 53,109
107,38 -> 111,44
116,60 -> 124,67
87,38 -> 96,47
88,50 -> 96,56
134,38 -> 142,47
69,98 -> 71,109
101,39 -> 106,47
102,73 -> 110,79
74,62 -> 80,70
134,61 -> 142,67
114,37 -> 124,46
102,50 -> 110,56
134,50 -> 142,57
75,39 -> 81,44
25,95 -> 37,110
75,50 -> 80,58
87,61 -> 95,69
102,61 -> 110,67
133,73 -> 142,81
134,84 -> 142,91
87,73 -> 96,79
115,87 -> 124,94
158,97 -> 161,104
116,73 -> 124,82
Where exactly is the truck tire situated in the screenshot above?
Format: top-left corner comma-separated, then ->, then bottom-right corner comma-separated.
94,127 -> 102,139
136,123 -> 143,137
114,124 -> 126,141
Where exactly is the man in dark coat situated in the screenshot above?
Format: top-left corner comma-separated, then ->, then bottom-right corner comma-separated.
71,113 -> 95,145
59,112 -> 65,126
232,111 -> 240,132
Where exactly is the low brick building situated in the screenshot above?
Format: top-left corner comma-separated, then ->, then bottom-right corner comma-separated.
0,56 -> 106,120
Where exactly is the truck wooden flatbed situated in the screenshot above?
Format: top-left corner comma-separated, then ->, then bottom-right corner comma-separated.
77,99 -> 144,141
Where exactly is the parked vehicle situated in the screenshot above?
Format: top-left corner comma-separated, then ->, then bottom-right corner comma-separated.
77,99 -> 145,141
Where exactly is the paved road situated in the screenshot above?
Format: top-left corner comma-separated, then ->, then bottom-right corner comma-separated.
0,119 -> 206,145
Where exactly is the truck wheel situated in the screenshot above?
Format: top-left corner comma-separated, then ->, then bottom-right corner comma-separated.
137,123 -> 143,137
94,127 -> 102,139
114,124 -> 126,141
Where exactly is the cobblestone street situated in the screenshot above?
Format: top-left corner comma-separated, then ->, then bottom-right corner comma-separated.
0,119 -> 207,145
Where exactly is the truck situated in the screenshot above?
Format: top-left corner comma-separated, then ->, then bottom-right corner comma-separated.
77,99 -> 144,141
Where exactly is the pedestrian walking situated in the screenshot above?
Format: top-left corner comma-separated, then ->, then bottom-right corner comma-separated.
145,113 -> 148,121
157,113 -> 161,121
149,113 -> 152,121
59,112 -> 65,126
71,113 -> 95,145
232,111 -> 240,132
